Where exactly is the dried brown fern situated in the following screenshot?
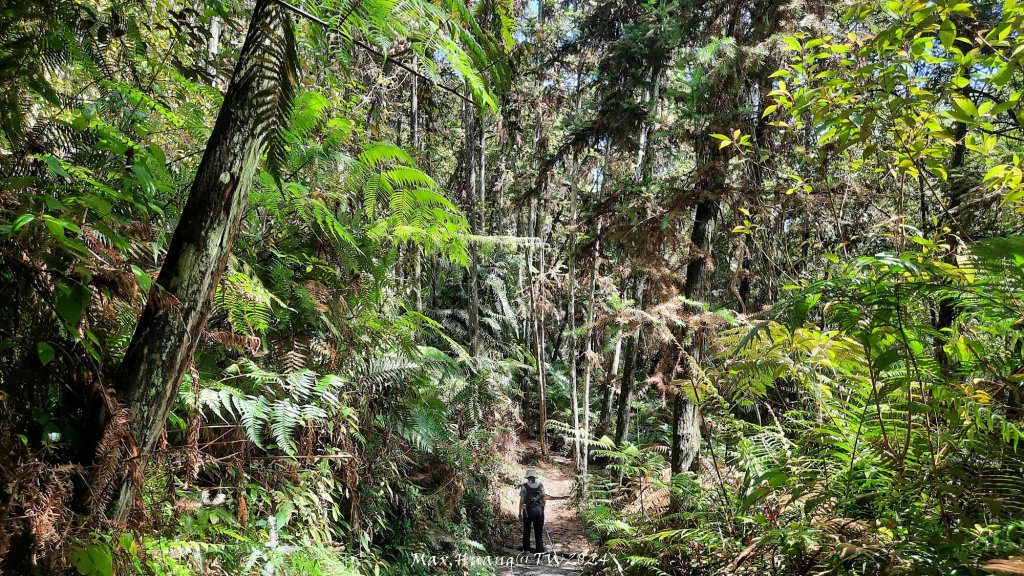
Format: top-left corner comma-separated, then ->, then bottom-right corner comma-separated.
207,329 -> 263,355
303,279 -> 332,312
87,407 -> 130,521
183,411 -> 202,486
282,343 -> 307,373
0,443 -> 82,565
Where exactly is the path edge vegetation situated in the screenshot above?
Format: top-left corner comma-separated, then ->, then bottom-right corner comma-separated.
0,0 -> 1023,574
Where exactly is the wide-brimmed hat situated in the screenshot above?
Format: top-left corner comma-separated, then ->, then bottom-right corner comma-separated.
525,468 -> 539,479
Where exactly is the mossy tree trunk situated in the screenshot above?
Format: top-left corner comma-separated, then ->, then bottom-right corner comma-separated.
115,0 -> 294,467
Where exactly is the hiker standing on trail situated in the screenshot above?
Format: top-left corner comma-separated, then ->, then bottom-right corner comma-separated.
518,468 -> 567,553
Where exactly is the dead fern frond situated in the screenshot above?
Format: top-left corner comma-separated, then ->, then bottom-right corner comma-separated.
208,329 -> 263,355
303,279 -> 331,311
183,411 -> 202,485
310,338 -> 340,369
282,344 -> 307,373
88,407 -> 130,520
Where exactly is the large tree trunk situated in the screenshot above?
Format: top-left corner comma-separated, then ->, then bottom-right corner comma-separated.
670,195 -> 720,476
116,0 -> 293,459
612,333 -> 637,447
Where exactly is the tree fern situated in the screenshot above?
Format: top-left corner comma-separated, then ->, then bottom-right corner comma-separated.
191,362 -> 351,456
215,267 -> 288,336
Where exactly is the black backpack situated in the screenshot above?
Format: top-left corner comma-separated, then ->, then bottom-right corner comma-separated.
524,482 -> 544,509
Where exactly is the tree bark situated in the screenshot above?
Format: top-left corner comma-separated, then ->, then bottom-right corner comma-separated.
567,157 -> 582,471
670,196 -> 719,476
526,197 -> 548,453
934,117 -> 968,372
529,0 -> 548,455
411,73 -> 423,312
579,227 -> 600,485
613,280 -> 645,447
463,94 -> 481,357
116,0 -> 294,459
537,200 -> 549,455
595,329 -> 622,440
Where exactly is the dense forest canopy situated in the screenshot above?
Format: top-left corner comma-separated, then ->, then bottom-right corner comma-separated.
1,0 -> 1023,574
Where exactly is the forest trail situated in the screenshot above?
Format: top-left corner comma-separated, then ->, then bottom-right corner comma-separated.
496,440 -> 595,575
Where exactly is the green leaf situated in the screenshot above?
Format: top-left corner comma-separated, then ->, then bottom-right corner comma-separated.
11,213 -> 34,232
88,541 -> 113,573
45,155 -> 70,179
37,342 -> 55,366
952,96 -> 978,119
78,195 -> 112,216
148,143 -> 166,168
710,133 -> 732,149
71,546 -> 94,574
42,215 -> 82,237
54,282 -> 89,328
131,265 -> 152,292
132,164 -> 155,197
782,36 -> 802,51
71,543 -> 113,576
939,19 -> 956,50
873,346 -> 903,372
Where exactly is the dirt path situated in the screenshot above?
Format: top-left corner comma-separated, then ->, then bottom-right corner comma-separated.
499,559 -> 583,576
495,441 -> 596,575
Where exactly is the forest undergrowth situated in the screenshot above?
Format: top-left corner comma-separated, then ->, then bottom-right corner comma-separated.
1,0 -> 1024,574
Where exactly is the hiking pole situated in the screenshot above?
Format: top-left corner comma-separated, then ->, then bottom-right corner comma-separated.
543,524 -> 555,548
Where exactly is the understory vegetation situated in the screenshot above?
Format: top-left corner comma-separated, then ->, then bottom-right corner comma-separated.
1,0 -> 1023,574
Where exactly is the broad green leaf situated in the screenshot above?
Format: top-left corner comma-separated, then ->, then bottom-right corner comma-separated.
54,282 -> 89,328
938,19 -> 955,50
37,342 -> 55,366
131,265 -> 152,292
952,96 -> 978,119
45,155 -> 70,178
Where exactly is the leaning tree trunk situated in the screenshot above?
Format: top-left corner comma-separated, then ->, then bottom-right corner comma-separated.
115,0 -> 294,471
